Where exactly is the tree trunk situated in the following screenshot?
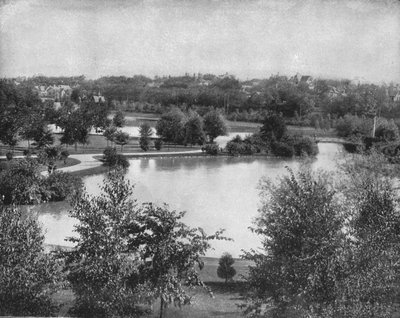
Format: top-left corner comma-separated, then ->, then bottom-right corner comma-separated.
159,298 -> 164,318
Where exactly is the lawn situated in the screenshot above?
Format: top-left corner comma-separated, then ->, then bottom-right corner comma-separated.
51,257 -> 252,317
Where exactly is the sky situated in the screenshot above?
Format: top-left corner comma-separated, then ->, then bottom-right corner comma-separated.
0,0 -> 399,83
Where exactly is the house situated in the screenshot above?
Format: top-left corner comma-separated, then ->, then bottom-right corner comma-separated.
92,95 -> 106,103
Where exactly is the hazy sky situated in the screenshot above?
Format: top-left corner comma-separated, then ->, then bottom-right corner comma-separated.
0,0 -> 399,82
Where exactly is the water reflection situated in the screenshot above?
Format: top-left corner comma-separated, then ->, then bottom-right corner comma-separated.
34,143 -> 344,257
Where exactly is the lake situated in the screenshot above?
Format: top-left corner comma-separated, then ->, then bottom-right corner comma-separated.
33,142 -> 344,257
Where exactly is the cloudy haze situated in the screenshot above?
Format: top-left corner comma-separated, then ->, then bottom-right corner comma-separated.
0,0 -> 399,83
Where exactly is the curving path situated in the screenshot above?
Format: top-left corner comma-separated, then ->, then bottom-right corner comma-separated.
43,150 -> 203,175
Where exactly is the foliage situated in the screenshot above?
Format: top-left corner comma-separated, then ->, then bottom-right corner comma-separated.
0,158 -> 44,205
154,138 -> 163,150
335,115 -> 372,138
128,203 -> 227,318
5,151 -> 13,160
0,205 -> 61,316
42,171 -> 83,201
63,171 -> 143,318
156,108 -> 187,144
58,108 -> 91,150
260,113 -> 287,142
139,122 -> 153,151
112,110 -> 126,127
217,253 -> 236,283
375,119 -> 399,142
292,136 -> 319,156
184,111 -> 206,145
63,170 -> 226,318
225,135 -> 257,156
243,169 -> 343,317
203,110 -> 227,143
271,141 -> 294,157
202,143 -> 219,155
113,130 -> 130,151
103,125 -> 117,146
60,149 -> 70,163
103,147 -> 130,169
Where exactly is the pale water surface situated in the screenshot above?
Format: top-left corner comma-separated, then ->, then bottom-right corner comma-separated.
34,143 -> 343,257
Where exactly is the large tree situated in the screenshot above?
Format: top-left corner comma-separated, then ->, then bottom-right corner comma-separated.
203,110 -> 227,143
156,108 -> 187,144
184,111 -> 206,146
63,171 -> 142,317
217,253 -> 236,283
244,168 -> 343,317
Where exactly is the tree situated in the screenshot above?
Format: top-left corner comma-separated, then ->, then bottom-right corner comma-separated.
217,253 -> 236,283
0,205 -> 61,316
184,111 -> 206,145
113,130 -> 130,152
58,110 -> 91,150
63,171 -> 142,317
113,110 -> 126,127
0,158 -> 44,205
103,125 -> 117,147
203,110 -> 227,143
139,122 -> 153,151
128,203 -> 227,318
243,168 -> 343,317
156,108 -> 187,144
260,113 -> 287,142
63,170 -> 224,318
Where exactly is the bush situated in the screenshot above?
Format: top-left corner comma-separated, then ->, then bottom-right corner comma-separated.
43,171 -> 83,201
23,149 -> 33,157
5,152 -> 13,161
293,137 -> 319,156
103,147 -> 130,169
154,139 -> 163,150
202,143 -> 219,155
60,150 -> 70,163
272,141 -> 294,157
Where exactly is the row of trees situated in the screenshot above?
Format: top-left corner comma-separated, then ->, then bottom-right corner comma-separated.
156,108 -> 227,145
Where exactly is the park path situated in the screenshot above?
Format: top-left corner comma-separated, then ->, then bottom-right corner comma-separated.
43,150 -> 203,175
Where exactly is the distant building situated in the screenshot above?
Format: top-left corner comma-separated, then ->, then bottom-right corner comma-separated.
92,94 -> 106,103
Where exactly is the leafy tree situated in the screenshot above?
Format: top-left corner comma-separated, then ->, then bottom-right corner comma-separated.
244,168 -> 343,317
139,122 -> 153,151
128,203 -> 227,318
58,109 -> 91,150
103,125 -> 117,147
0,205 -> 61,316
154,139 -> 163,150
156,108 -> 187,144
217,253 -> 236,283
113,110 -> 126,127
63,171 -> 142,317
103,147 -> 130,169
260,113 -> 287,142
0,158 -> 44,205
184,111 -> 206,145
113,130 -> 130,152
203,110 -> 227,143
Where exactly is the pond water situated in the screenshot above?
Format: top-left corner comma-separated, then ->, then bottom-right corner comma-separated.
33,142 -> 344,257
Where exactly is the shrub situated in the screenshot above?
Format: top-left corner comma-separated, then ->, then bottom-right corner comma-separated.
154,139 -> 163,150
23,149 -> 33,157
272,142 -> 294,157
5,152 -> 13,161
60,150 -> 70,164
43,172 -> 83,201
293,137 -> 319,156
202,143 -> 219,155
103,147 -> 130,169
